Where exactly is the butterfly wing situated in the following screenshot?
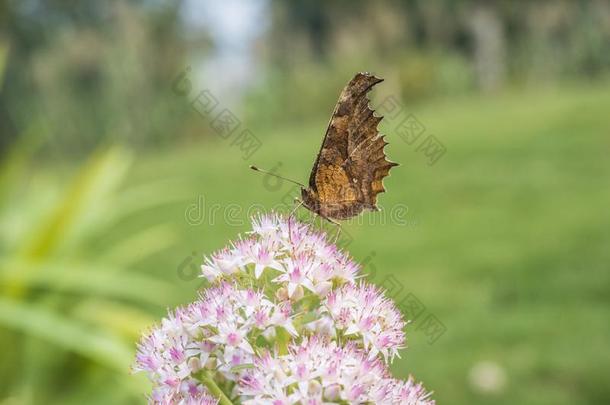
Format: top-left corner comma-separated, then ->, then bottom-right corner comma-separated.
307,72 -> 398,219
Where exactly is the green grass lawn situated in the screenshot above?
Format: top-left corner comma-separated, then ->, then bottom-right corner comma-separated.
3,80 -> 610,404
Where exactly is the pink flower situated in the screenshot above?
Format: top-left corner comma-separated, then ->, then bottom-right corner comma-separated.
200,213 -> 359,291
134,214 -> 434,404
237,336 -> 433,404
149,377 -> 219,405
324,283 -> 406,362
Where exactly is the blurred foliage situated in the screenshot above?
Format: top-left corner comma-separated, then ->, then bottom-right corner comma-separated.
1,0 -> 610,404
2,1 -> 610,154
1,1 -> 203,156
0,138 -> 194,403
244,0 -> 610,125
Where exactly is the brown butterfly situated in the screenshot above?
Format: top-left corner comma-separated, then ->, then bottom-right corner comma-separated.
252,72 -> 398,223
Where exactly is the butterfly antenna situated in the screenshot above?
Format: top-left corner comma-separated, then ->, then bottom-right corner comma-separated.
249,165 -> 306,188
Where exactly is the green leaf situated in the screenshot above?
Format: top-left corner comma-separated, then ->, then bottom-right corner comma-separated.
275,326 -> 290,355
17,146 -> 132,261
96,223 -> 179,267
229,363 -> 254,373
0,258 -> 182,306
71,299 -> 158,340
0,297 -> 132,372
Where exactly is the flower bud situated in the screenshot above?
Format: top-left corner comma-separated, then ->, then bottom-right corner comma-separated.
308,379 -> 322,395
324,384 -> 341,400
187,357 -> 201,372
291,285 -> 304,301
204,357 -> 217,370
276,287 -> 289,301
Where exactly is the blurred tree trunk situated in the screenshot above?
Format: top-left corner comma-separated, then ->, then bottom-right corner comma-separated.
468,2 -> 506,92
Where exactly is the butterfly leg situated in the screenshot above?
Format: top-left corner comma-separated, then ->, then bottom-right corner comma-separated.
288,198 -> 304,246
289,198 -> 304,218
333,222 -> 343,244
315,213 -> 343,244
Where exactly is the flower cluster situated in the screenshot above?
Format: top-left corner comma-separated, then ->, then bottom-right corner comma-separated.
134,282 -> 295,403
324,283 -> 406,362
202,216 -> 359,297
134,213 -> 434,404
238,336 -> 432,404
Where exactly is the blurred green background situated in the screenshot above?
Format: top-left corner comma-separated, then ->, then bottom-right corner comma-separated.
1,1 -> 609,404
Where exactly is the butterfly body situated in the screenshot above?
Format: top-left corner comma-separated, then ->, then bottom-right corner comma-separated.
301,182 -> 367,220
301,72 -> 398,221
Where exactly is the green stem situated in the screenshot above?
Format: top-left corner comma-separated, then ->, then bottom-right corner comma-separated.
201,371 -> 233,405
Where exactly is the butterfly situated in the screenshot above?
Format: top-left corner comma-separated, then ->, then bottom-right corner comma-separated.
252,72 -> 398,223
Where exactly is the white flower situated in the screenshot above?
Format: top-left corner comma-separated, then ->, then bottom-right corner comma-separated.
324,282 -> 406,362
134,214 -> 433,404
237,336 -> 433,404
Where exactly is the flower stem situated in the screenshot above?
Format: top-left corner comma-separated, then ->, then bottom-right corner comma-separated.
201,371 -> 233,405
